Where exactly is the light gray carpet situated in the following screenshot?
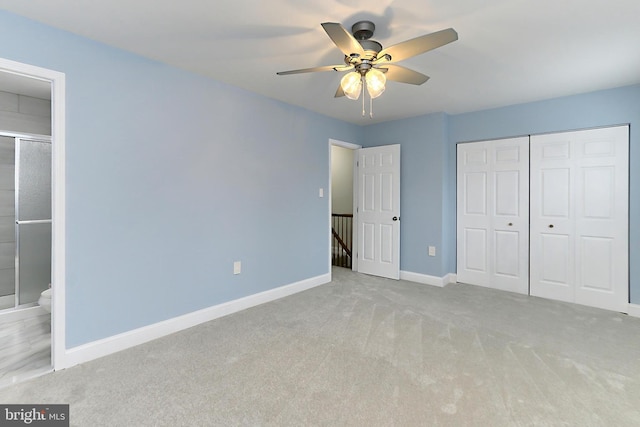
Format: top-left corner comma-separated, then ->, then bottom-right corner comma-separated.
1,267 -> 640,426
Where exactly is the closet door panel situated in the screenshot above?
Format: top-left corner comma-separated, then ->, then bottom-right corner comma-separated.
489,137 -> 530,294
538,232 -> 573,301
495,171 -> 519,216
580,236 -> 613,292
573,127 -> 628,312
530,146 -> 573,302
457,142 -> 490,287
540,168 -> 570,217
463,228 -> 487,272
457,137 -> 529,294
530,126 -> 628,312
494,230 -> 520,277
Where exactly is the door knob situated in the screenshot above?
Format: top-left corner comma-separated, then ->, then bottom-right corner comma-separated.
392,216 -> 399,221
508,222 -> 513,226
548,224 -> 554,228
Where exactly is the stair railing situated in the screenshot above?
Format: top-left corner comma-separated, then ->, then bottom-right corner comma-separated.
331,213 -> 353,268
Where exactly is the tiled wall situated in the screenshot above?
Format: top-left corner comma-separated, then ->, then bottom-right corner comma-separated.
0,90 -> 51,136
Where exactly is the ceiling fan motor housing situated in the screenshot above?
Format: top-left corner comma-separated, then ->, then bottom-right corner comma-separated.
359,40 -> 382,54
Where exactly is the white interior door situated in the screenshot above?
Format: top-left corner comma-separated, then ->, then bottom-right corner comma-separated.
357,144 -> 400,279
456,137 -> 530,294
530,126 -> 628,312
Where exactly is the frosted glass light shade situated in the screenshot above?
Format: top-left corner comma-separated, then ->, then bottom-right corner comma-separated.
365,68 -> 386,99
340,72 -> 362,100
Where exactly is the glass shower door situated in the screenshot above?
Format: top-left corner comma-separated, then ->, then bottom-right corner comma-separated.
16,138 -> 51,305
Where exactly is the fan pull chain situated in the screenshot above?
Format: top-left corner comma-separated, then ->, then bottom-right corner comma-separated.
361,76 -> 365,117
369,96 -> 373,119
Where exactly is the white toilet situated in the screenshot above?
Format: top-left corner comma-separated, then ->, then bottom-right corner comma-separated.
38,288 -> 52,313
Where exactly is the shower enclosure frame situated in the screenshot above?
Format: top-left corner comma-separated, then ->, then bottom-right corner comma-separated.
13,135 -> 52,309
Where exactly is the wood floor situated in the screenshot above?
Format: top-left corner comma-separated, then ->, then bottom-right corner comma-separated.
0,309 -> 51,388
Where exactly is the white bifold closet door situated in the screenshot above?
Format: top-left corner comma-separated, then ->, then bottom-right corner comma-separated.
530,126 -> 629,312
456,137 -> 530,294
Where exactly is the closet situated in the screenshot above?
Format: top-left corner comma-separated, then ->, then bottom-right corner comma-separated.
456,125 -> 629,312
456,136 -> 529,295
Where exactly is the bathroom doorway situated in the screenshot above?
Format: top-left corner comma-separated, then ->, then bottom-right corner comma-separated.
0,57 -> 65,384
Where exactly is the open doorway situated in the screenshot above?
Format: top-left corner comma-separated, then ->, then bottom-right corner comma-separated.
0,72 -> 52,386
0,57 -> 66,379
330,141 -> 402,280
329,139 -> 360,272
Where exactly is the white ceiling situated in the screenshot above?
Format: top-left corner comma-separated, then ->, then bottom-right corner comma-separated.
1,0 -> 639,124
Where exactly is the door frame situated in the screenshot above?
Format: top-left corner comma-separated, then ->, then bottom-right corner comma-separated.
328,139 -> 361,277
0,57 -> 66,370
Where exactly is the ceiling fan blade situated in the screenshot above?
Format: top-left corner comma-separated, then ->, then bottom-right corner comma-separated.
334,65 -> 355,72
276,65 -> 348,75
377,28 -> 458,63
378,64 -> 430,85
334,84 -> 345,98
321,22 -> 365,58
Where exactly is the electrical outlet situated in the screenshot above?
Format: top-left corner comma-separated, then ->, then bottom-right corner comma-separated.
428,246 -> 436,257
233,261 -> 241,275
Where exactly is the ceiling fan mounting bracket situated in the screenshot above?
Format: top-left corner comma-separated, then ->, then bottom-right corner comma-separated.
351,21 -> 375,40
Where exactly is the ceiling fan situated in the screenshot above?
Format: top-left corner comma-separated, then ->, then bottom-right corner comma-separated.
277,20 -> 458,116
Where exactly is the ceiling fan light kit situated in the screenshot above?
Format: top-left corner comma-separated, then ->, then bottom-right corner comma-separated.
277,19 -> 458,118
340,72 -> 362,100
365,68 -> 386,98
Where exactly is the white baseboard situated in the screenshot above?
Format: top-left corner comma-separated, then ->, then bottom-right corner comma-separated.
628,303 -> 640,318
59,273 -> 330,369
444,273 -> 457,285
400,271 -> 455,287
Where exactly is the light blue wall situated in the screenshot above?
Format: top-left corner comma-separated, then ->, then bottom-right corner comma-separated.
362,113 -> 449,276
0,11 -> 360,347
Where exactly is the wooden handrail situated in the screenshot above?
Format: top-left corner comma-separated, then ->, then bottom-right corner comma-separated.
331,228 -> 352,258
